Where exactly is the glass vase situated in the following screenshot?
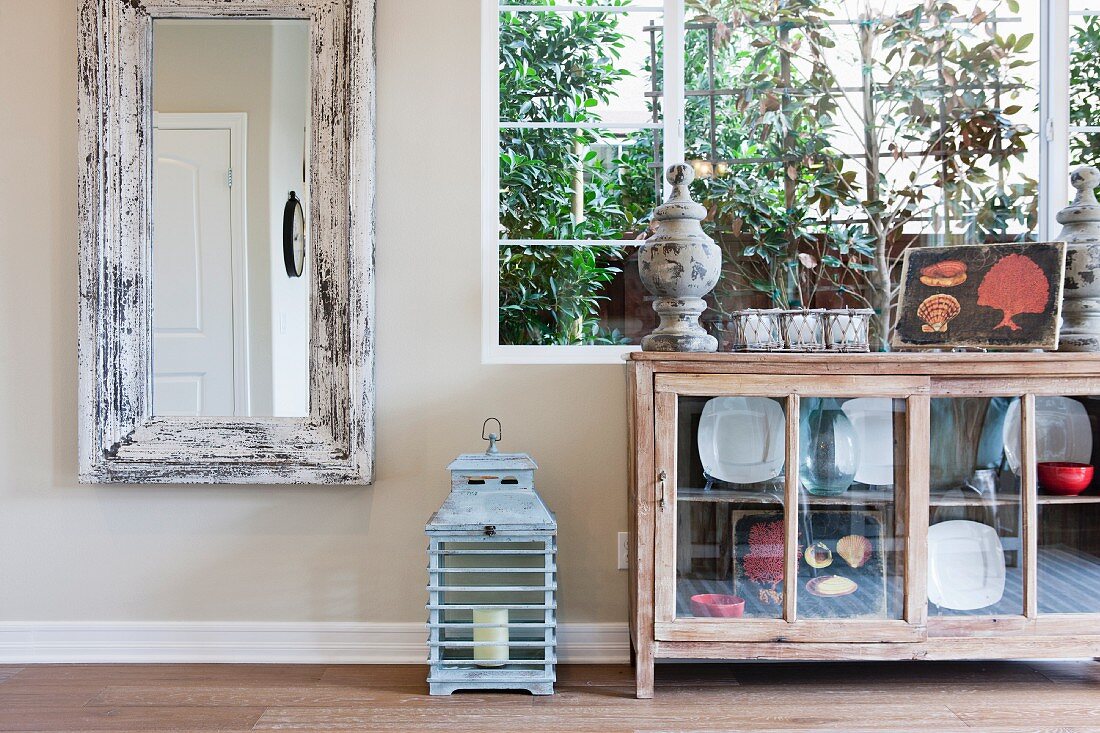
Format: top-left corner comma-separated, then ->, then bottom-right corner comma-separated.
800,398 -> 860,496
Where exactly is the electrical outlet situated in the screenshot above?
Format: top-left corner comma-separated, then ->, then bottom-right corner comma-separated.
617,531 -> 629,570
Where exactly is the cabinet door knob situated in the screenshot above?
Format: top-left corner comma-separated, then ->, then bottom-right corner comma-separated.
658,470 -> 668,511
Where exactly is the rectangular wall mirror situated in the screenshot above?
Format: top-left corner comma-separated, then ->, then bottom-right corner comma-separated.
152,19 -> 311,419
78,0 -> 375,484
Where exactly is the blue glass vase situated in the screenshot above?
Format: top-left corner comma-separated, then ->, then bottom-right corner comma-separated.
800,398 -> 860,496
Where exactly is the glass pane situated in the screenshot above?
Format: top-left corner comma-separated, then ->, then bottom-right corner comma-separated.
1071,11 -> 1100,130
152,19 -> 311,418
676,395 -> 788,620
498,9 -> 661,125
1034,395 -> 1100,614
1070,132 -> 1100,175
432,539 -> 553,668
499,127 -> 658,240
498,244 -> 650,345
797,397 -> 906,620
928,397 -> 1023,617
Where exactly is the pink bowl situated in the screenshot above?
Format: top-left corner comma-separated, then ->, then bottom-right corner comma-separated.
690,593 -> 745,618
1038,462 -> 1094,496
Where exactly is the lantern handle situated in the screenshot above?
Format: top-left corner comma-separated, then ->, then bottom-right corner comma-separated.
482,418 -> 502,455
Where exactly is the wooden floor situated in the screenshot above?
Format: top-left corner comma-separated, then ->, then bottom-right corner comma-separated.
0,660 -> 1097,732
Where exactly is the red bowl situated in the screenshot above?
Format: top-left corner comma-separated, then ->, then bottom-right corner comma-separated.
1037,462 -> 1094,496
690,593 -> 745,618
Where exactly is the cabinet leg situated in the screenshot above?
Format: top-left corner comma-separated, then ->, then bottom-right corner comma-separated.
634,640 -> 654,699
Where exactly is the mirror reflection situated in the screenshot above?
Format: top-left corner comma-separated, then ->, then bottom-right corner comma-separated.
151,19 -> 310,417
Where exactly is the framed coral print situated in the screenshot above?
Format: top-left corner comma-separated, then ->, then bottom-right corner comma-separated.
892,242 -> 1066,351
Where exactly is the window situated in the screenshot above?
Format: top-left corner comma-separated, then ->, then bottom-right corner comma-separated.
484,1 -> 1084,363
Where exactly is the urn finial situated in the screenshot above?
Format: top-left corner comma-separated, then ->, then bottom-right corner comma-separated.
1057,165 -> 1100,237
637,164 -> 722,352
667,162 -> 694,187
1059,165 -> 1100,228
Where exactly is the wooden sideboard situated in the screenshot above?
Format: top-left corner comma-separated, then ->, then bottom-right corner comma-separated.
626,352 -> 1100,698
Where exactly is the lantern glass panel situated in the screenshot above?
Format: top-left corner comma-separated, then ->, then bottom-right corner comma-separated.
431,538 -> 556,668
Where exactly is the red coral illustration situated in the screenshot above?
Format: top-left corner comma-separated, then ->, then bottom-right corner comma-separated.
976,254 -> 1050,331
742,519 -> 786,605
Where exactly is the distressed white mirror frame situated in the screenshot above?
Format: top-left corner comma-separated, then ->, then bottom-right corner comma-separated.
77,0 -> 375,484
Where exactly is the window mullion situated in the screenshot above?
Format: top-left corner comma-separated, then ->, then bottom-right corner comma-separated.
663,0 -> 686,198
483,0 -> 503,362
1042,0 -> 1071,241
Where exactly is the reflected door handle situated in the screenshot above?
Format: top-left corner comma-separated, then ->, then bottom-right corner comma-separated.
658,470 -> 668,511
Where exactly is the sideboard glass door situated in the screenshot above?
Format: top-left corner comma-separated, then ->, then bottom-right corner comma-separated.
927,396 -> 1024,618
1033,392 -> 1100,615
653,375 -> 928,641
796,397 -> 907,621
673,394 -> 790,621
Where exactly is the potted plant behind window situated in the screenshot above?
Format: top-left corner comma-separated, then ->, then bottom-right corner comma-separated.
677,0 -> 1037,349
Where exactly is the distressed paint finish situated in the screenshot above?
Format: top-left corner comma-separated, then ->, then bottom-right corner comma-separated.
638,164 -> 721,353
1058,166 -> 1100,352
77,0 -> 376,484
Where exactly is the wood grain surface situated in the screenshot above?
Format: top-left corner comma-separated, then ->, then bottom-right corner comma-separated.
0,661 -> 1097,731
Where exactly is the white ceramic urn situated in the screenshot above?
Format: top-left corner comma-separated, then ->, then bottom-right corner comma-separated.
1058,166 -> 1100,352
638,164 -> 722,352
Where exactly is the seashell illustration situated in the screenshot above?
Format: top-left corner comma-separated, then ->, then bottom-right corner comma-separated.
805,575 -> 858,597
804,542 -> 833,569
920,260 -> 968,287
837,534 -> 873,569
917,294 -> 961,333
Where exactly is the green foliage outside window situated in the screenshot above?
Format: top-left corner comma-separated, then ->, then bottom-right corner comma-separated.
498,3 -> 652,345
1071,15 -> 1100,166
498,0 -> 1040,348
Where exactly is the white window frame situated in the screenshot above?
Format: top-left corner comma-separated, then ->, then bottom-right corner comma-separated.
483,0 -> 1071,365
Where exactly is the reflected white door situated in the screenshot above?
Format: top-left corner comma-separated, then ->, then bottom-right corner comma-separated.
152,126 -> 236,416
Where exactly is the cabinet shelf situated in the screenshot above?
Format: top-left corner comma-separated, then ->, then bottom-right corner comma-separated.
678,487 -> 893,505
679,487 -> 1100,506
1037,494 -> 1100,504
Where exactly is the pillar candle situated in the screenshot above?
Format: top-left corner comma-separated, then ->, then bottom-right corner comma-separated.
472,608 -> 508,667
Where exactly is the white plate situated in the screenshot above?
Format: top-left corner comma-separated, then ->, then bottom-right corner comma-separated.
928,520 -> 1006,611
698,397 -> 785,485
842,397 -> 896,486
1003,396 -> 1092,474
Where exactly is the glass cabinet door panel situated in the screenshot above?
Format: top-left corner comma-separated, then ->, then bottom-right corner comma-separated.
927,397 -> 1023,617
1034,394 -> 1100,614
796,397 -> 906,620
675,395 -> 787,620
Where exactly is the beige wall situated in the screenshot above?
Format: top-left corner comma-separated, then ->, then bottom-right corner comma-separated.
0,0 -> 628,624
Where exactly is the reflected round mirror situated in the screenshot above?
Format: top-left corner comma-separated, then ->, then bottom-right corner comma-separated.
283,191 -> 306,278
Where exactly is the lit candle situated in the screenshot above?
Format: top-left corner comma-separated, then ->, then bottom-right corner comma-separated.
472,608 -> 508,667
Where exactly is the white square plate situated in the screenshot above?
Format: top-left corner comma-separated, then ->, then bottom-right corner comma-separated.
928,520 -> 1006,611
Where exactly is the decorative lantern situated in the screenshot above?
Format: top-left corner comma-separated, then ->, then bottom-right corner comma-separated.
722,309 -> 784,352
425,419 -> 557,696
781,308 -> 827,351
825,308 -> 874,352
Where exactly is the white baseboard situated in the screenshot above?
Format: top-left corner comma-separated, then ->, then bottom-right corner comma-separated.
0,622 -> 630,665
